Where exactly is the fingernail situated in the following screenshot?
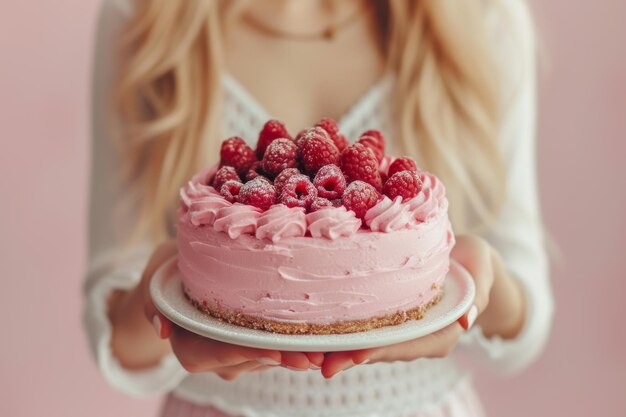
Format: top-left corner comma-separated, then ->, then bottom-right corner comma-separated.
336,361 -> 355,374
464,305 -> 478,330
309,364 -> 321,370
257,357 -> 281,366
283,365 -> 307,372
152,315 -> 164,339
360,358 -> 370,365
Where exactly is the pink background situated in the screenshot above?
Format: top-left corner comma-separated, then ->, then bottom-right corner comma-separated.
1,1 -> 624,416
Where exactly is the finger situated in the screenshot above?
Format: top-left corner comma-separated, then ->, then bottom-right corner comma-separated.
377,324 -> 463,362
341,323 -> 463,368
280,351 -> 311,371
213,361 -> 268,381
321,351 -> 356,379
305,352 -> 325,369
345,348 -> 378,365
170,327 -> 281,372
141,241 -> 177,338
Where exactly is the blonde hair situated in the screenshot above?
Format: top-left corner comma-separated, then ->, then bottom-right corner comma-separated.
114,0 -> 507,242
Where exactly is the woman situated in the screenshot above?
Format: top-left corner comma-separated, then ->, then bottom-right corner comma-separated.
84,0 -> 554,415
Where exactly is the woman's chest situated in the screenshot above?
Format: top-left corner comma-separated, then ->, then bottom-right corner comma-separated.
223,14 -> 386,132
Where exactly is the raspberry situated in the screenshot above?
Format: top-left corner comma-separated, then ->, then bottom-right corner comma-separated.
340,143 -> 382,191
212,166 -> 240,192
294,127 -> 330,161
220,137 -> 257,176
256,119 -> 291,159
387,157 -> 418,178
358,135 -> 384,163
313,164 -> 346,200
341,180 -> 380,220
261,138 -> 298,178
273,168 -> 301,194
300,133 -> 340,175
279,174 -> 317,209
294,129 -> 308,148
310,197 -> 334,212
316,117 -> 348,151
360,130 -> 385,153
245,161 -> 266,182
220,180 -> 243,203
383,170 -> 423,201
238,177 -> 277,211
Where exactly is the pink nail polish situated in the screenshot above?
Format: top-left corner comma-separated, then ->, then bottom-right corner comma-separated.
257,357 -> 281,366
466,305 -> 478,330
152,315 -> 163,338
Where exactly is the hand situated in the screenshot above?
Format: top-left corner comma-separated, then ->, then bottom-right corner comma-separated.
321,235 -> 502,378
140,242 -> 324,380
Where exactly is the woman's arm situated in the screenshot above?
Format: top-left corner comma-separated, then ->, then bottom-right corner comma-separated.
85,1 -> 317,387
107,241 -> 299,378
321,0 -> 553,378
456,236 -> 526,341
457,0 -> 554,375
83,0 -> 190,396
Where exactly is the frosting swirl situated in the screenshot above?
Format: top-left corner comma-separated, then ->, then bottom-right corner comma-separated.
407,172 -> 447,222
365,196 -> 415,232
179,164 -> 220,211
188,195 -> 232,227
256,205 -> 307,242
306,206 -> 362,240
213,203 -> 262,239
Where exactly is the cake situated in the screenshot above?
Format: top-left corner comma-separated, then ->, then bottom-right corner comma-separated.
176,118 -> 454,335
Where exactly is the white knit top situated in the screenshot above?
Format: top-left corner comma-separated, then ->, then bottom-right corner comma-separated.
84,1 -> 554,416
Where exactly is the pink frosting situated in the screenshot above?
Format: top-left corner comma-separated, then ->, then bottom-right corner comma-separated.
177,211 -> 454,325
256,205 -> 307,243
213,203 -> 262,239
188,194 -> 232,227
179,164 -> 220,212
365,196 -> 416,232
177,164 -> 454,326
306,207 -> 362,240
407,172 -> 447,222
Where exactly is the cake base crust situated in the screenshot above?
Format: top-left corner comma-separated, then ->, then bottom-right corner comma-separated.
184,286 -> 443,335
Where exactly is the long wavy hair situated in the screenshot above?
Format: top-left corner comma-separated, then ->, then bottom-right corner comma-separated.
114,0 -> 515,242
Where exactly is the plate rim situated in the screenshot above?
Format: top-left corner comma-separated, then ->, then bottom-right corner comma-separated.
151,257 -> 475,352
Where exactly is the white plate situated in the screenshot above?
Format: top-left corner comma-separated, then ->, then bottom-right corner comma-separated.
151,258 -> 475,352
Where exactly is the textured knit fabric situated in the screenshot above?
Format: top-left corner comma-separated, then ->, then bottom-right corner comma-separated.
84,0 -> 554,416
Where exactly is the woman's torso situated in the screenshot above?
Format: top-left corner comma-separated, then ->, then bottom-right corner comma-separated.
154,3 -> 495,414
167,75 -> 480,417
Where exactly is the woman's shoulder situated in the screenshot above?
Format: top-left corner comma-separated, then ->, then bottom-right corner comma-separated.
486,0 -> 535,56
485,0 -> 537,101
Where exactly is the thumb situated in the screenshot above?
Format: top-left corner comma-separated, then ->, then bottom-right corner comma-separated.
141,240 -> 178,339
451,235 -> 494,330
